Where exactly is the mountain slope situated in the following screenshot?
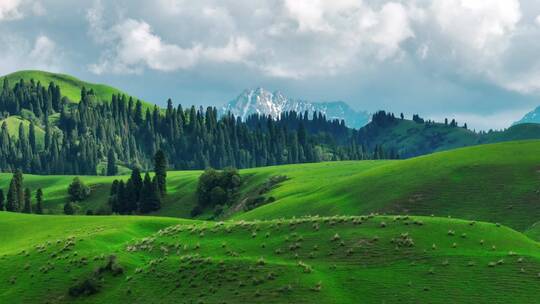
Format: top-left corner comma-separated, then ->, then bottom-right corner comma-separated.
222,88 -> 370,128
514,106 -> 540,125
357,114 -> 540,158
6,140 -> 540,234
1,70 -> 150,106
1,212 -> 538,303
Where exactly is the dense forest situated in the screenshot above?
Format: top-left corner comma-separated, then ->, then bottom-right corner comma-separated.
0,78 -> 397,175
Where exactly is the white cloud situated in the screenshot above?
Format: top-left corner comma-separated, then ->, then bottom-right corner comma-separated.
431,0 -> 521,51
89,18 -> 255,74
82,0 -> 540,100
0,0 -> 45,21
0,0 -> 23,20
0,34 -> 60,75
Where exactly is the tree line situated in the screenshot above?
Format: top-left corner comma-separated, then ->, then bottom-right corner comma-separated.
107,150 -> 167,215
0,78 -> 397,176
0,170 -> 44,214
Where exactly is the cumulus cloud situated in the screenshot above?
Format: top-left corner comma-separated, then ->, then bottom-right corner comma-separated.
89,18 -> 255,74
0,0 -> 23,20
0,34 -> 60,75
0,0 -> 45,21
87,0 -> 416,77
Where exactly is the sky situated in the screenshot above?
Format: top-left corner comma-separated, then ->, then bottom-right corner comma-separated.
2,0 -> 540,130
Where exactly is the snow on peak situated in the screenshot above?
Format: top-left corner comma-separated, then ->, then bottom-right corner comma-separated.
222,88 -> 370,129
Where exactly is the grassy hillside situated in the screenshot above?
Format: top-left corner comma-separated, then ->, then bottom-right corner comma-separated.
0,115 -> 45,149
239,140 -> 540,232
0,70 -> 151,107
3,140 -> 540,235
360,118 -> 540,158
1,212 -> 538,303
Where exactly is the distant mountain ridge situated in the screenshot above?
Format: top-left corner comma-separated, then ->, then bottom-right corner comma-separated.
513,106 -> 540,126
222,88 -> 370,129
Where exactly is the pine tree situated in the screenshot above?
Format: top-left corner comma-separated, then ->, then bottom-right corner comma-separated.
154,150 -> 167,196
130,168 -> 143,202
22,188 -> 32,213
64,201 -> 75,215
35,188 -> 43,214
6,178 -> 18,212
0,189 -> 4,211
140,173 -> 161,213
106,148 -> 118,176
14,170 -> 23,211
68,177 -> 90,202
29,120 -> 37,153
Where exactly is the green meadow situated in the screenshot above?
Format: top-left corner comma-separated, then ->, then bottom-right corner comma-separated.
1,140 -> 540,303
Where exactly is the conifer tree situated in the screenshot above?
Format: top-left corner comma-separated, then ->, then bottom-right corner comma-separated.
0,189 -> 4,211
106,148 -> 118,176
140,173 -> 160,213
68,177 -> 90,202
154,150 -> 167,196
35,188 -> 43,214
14,170 -> 23,211
130,168 -> 143,202
64,201 -> 75,215
6,179 -> 18,212
22,188 -> 32,213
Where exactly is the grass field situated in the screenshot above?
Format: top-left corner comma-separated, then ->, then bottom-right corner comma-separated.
3,140 -> 539,236
1,141 -> 540,303
0,212 -> 538,303
0,70 -> 152,108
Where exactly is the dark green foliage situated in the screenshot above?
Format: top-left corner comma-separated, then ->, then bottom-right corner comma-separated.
67,177 -> 90,202
35,188 -> 43,214
108,168 -> 144,215
69,278 -> 100,297
22,188 -> 31,213
194,168 -> 241,215
0,189 -> 4,211
139,173 -> 161,214
64,201 -> 75,215
0,78 -> 381,176
106,148 -> 118,176
14,170 -> 23,211
68,255 -> 123,297
6,171 -> 23,212
153,150 -> 167,196
6,178 -> 18,212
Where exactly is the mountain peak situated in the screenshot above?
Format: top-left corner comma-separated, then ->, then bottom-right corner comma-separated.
222,89 -> 370,128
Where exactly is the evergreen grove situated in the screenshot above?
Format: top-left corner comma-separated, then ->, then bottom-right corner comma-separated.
0,169 -> 43,214
0,78 -> 398,175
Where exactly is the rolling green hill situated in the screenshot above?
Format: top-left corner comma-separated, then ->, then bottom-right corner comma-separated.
0,212 -> 538,303
3,140 -> 540,235
238,140 -> 540,232
360,117 -> 540,158
0,70 -> 151,107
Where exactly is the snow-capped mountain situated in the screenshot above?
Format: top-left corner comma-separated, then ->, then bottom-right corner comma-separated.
221,88 -> 370,129
514,106 -> 540,126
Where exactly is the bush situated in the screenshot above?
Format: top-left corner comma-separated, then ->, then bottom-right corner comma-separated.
69,278 -> 100,297
64,202 -> 76,215
68,177 -> 91,202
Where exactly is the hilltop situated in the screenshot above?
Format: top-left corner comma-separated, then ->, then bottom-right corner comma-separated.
0,70 -> 149,105
0,212 -> 538,303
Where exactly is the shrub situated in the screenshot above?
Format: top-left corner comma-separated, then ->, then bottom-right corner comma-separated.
69,278 -> 100,297
64,202 -> 76,215
67,177 -> 91,202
